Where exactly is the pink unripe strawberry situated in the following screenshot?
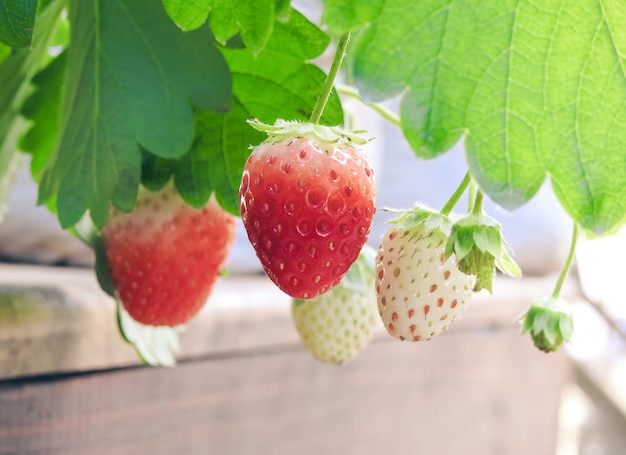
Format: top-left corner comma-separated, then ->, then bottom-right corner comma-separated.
103,183 -> 237,327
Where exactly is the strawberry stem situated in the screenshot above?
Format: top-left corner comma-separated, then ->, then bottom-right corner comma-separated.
440,171 -> 471,215
471,189 -> 484,216
468,179 -> 478,212
310,32 -> 351,125
551,222 -> 579,299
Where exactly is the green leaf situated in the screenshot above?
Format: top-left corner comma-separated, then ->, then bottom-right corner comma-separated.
208,0 -> 275,56
39,0 -> 231,229
140,149 -> 175,192
175,101 -> 262,213
275,0 -> 290,22
0,0 -> 63,212
0,0 -> 37,47
162,0 -> 211,31
175,8 -> 343,214
20,50 -> 66,179
164,0 -> 276,54
349,0 -> 626,234
0,42 -> 10,63
322,0 -> 384,34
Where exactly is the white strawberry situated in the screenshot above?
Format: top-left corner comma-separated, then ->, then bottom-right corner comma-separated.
291,246 -> 379,364
376,209 -> 475,341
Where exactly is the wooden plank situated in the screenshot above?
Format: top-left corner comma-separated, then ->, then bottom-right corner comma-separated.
0,323 -> 570,455
0,262 -> 577,380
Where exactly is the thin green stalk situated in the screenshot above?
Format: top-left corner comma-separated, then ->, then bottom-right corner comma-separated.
440,172 -> 471,216
468,179 -> 478,213
471,190 -> 484,216
309,33 -> 351,125
551,223 -> 579,299
337,85 -> 401,127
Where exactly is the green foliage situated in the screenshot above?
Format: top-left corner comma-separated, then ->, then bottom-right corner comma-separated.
164,0 -> 276,56
36,0 -> 231,229
14,0 -> 622,235
141,8 -> 344,215
20,1 -> 344,226
322,0 -> 384,34
0,0 -> 37,47
20,50 -> 66,179
0,0 -> 63,214
349,0 -> 626,235
0,42 -> 10,63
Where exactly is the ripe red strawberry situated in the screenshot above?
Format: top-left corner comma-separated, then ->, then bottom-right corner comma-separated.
102,183 -> 236,327
292,246 -> 380,364
239,120 -> 376,299
376,214 -> 475,341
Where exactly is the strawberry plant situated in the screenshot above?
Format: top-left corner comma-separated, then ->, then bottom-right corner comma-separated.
1,0 -> 623,363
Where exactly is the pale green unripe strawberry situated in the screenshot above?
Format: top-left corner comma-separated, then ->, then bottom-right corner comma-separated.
376,212 -> 475,341
291,247 -> 379,364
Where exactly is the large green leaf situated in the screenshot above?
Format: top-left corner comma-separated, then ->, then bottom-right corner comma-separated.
20,50 -> 66,179
162,0 -> 211,31
349,0 -> 626,235
38,0 -> 231,229
322,0 -> 384,34
0,0 -> 63,213
0,0 -> 37,47
163,0 -> 275,56
147,8 -> 344,215
0,42 -> 9,63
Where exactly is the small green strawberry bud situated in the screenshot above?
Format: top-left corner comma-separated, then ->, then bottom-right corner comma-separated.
519,297 -> 574,353
445,213 -> 521,293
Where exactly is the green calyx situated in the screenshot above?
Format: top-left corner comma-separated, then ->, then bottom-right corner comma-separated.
248,118 -> 371,147
445,213 -> 521,293
389,204 -> 453,237
519,297 -> 574,353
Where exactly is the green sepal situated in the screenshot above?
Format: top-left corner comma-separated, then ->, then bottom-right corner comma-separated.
446,213 -> 521,293
248,119 -> 372,147
518,296 -> 574,353
71,214 -> 117,298
116,302 -> 181,367
389,204 -> 452,237
93,236 -> 116,298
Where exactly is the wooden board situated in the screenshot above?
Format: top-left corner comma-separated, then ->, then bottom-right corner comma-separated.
0,263 -> 576,380
0,322 -> 569,455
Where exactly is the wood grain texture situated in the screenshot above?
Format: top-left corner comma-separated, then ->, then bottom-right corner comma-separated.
0,323 -> 570,455
0,263 -> 576,380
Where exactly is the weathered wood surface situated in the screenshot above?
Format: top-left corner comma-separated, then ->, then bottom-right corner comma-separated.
0,265 -> 573,454
0,263 -> 575,380
0,324 -> 569,455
